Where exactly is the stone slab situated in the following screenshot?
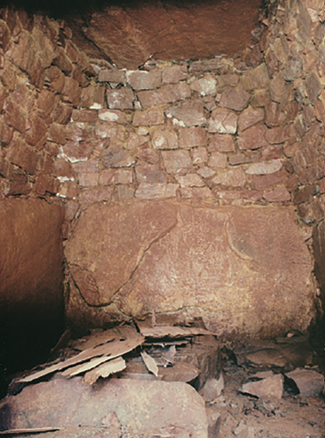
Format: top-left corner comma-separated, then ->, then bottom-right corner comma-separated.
285,368 -> 325,397
0,198 -> 64,372
241,373 -> 284,399
69,0 -> 262,69
65,202 -> 316,340
0,378 -> 208,438
234,337 -> 315,371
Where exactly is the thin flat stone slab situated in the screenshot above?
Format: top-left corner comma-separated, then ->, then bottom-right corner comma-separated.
285,368 -> 325,397
0,378 -> 208,438
119,334 -> 221,391
0,427 -> 119,438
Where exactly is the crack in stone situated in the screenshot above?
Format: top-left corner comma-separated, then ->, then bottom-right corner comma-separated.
68,265 -> 92,308
79,18 -> 115,66
111,212 -> 179,304
69,207 -> 179,309
67,264 -> 132,325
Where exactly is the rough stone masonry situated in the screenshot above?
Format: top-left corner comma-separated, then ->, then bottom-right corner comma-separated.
0,0 -> 324,345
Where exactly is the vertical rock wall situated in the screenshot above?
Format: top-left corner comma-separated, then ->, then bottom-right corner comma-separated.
0,0 -> 324,341
0,198 -> 65,372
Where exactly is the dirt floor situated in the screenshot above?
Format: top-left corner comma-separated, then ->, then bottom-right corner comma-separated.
210,348 -> 325,438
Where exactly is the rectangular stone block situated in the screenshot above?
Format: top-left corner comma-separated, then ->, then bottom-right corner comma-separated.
133,107 -> 165,126
127,69 -> 161,90
53,46 -> 73,75
62,77 -> 81,106
237,124 -> 268,150
7,135 -> 38,175
178,127 -> 207,149
48,123 -> 66,145
166,100 -> 207,127
135,183 -> 178,199
51,103 -> 73,125
64,202 -> 317,340
71,110 -> 97,123
80,85 -> 105,110
138,83 -> 191,107
151,127 -> 178,149
208,108 -> 237,134
162,65 -> 188,84
98,69 -> 127,84
33,172 -> 60,195
209,134 -> 235,152
4,99 -> 26,133
98,109 -> 128,124
162,149 -> 192,174
106,87 -> 134,110
79,186 -> 114,205
211,168 -> 246,187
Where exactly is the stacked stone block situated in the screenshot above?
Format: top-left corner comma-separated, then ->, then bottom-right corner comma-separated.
0,10 -> 95,200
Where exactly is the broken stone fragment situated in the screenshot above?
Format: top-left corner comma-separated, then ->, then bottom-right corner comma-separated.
201,374 -> 225,402
233,421 -> 256,438
235,338 -> 315,371
285,368 -> 325,397
241,373 -> 284,399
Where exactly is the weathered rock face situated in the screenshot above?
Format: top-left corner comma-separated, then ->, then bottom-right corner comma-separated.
67,0 -> 263,70
0,198 -> 65,370
65,201 -> 316,340
0,378 -> 208,438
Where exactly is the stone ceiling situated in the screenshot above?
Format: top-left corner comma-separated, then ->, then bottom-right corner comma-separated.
60,0 -> 264,69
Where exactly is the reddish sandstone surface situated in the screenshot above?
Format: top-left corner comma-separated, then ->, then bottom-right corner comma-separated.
67,0 -> 263,69
65,202 -> 316,340
0,198 -> 65,369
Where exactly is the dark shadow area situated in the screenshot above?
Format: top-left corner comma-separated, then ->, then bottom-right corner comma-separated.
0,302 -> 65,399
312,222 -> 325,374
0,0 -> 269,19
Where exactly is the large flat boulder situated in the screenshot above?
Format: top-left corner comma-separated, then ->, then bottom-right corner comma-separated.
0,198 -> 65,373
65,201 -> 316,340
0,378 -> 208,438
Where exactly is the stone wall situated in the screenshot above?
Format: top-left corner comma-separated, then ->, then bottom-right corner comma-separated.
0,0 -> 324,341
0,9 -> 97,197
